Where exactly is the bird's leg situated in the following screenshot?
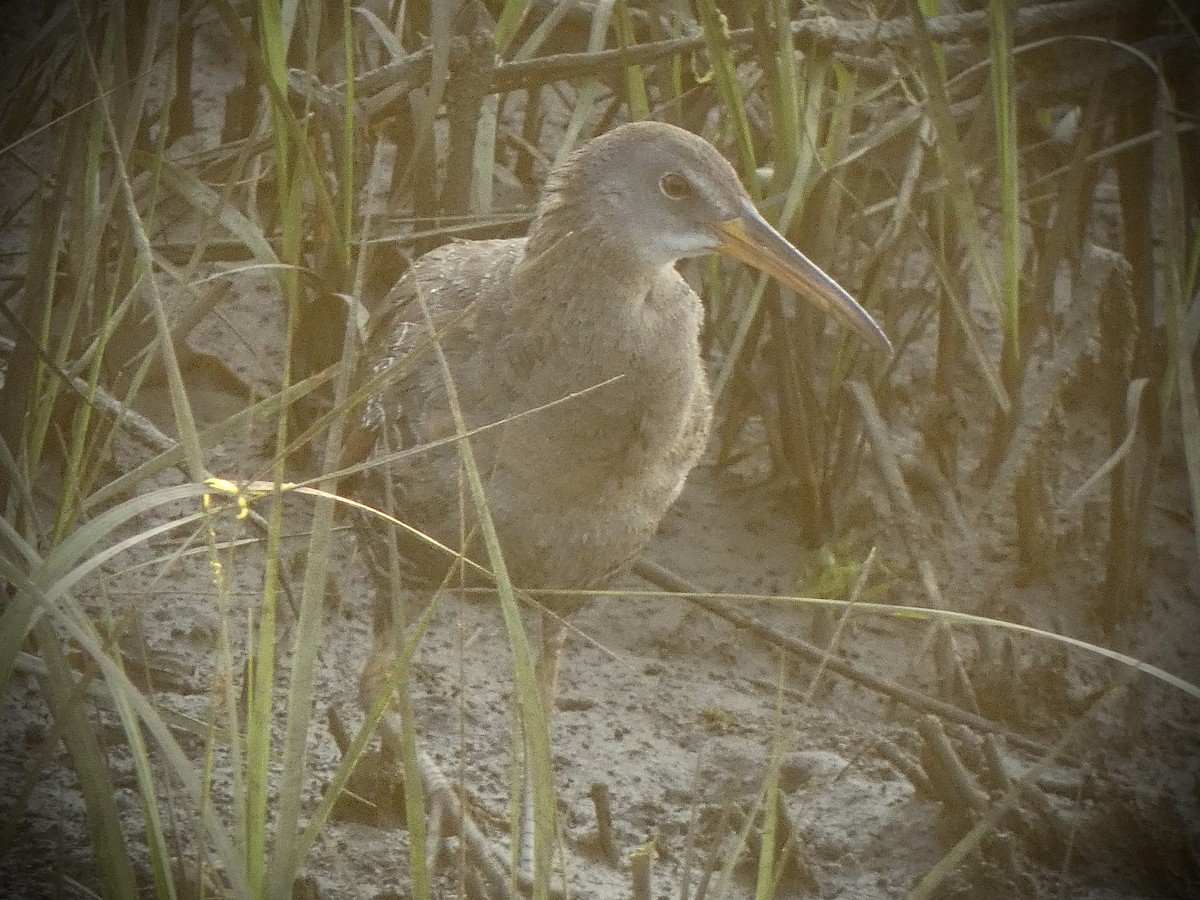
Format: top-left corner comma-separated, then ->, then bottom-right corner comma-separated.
361,606 -> 521,899
355,517 -> 526,897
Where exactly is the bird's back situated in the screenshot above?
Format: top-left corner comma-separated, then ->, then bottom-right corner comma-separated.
347,235 -> 711,591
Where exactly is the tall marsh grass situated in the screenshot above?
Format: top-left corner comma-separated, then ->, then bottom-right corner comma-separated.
0,1 -> 1196,898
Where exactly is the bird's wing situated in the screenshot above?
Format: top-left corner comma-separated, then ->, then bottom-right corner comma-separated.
336,238 -> 526,590
337,237 -> 526,480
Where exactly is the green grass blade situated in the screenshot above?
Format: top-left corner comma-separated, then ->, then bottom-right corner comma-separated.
411,293 -> 556,899
292,596 -> 438,868
768,0 -> 800,174
269,102 -> 358,889
510,0 -> 580,62
616,0 -> 650,120
0,498 -> 209,699
712,53 -> 830,406
31,618 -> 141,899
3,557 -> 254,897
152,155 -> 283,267
694,0 -> 756,186
988,0 -> 1021,380
83,372 -> 329,511
1156,72 -> 1200,561
106,650 -> 179,900
82,32 -> 205,482
552,0 -> 617,172
1173,287 -> 1200,562
904,0 -> 1010,413
753,673 -> 787,900
494,0 -> 534,57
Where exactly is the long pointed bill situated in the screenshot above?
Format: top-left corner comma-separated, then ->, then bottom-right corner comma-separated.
714,198 -> 892,354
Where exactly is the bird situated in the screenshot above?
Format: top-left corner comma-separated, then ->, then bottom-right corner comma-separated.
341,120 -> 890,886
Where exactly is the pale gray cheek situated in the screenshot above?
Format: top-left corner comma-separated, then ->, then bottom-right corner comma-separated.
660,230 -> 719,261
629,229 -> 718,269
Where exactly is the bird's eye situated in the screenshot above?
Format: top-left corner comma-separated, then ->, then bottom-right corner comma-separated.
659,172 -> 692,199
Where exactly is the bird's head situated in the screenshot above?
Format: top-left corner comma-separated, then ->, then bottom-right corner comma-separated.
540,121 -> 891,354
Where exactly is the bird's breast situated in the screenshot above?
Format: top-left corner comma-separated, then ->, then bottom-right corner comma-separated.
499,285 -> 705,488
481,361 -> 712,588
391,250 -> 713,588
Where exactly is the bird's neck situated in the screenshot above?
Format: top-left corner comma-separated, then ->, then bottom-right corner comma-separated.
511,214 -> 703,413
517,211 -> 662,317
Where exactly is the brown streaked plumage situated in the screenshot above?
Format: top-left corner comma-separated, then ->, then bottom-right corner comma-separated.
347,122 -> 889,884
348,121 -> 888,607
